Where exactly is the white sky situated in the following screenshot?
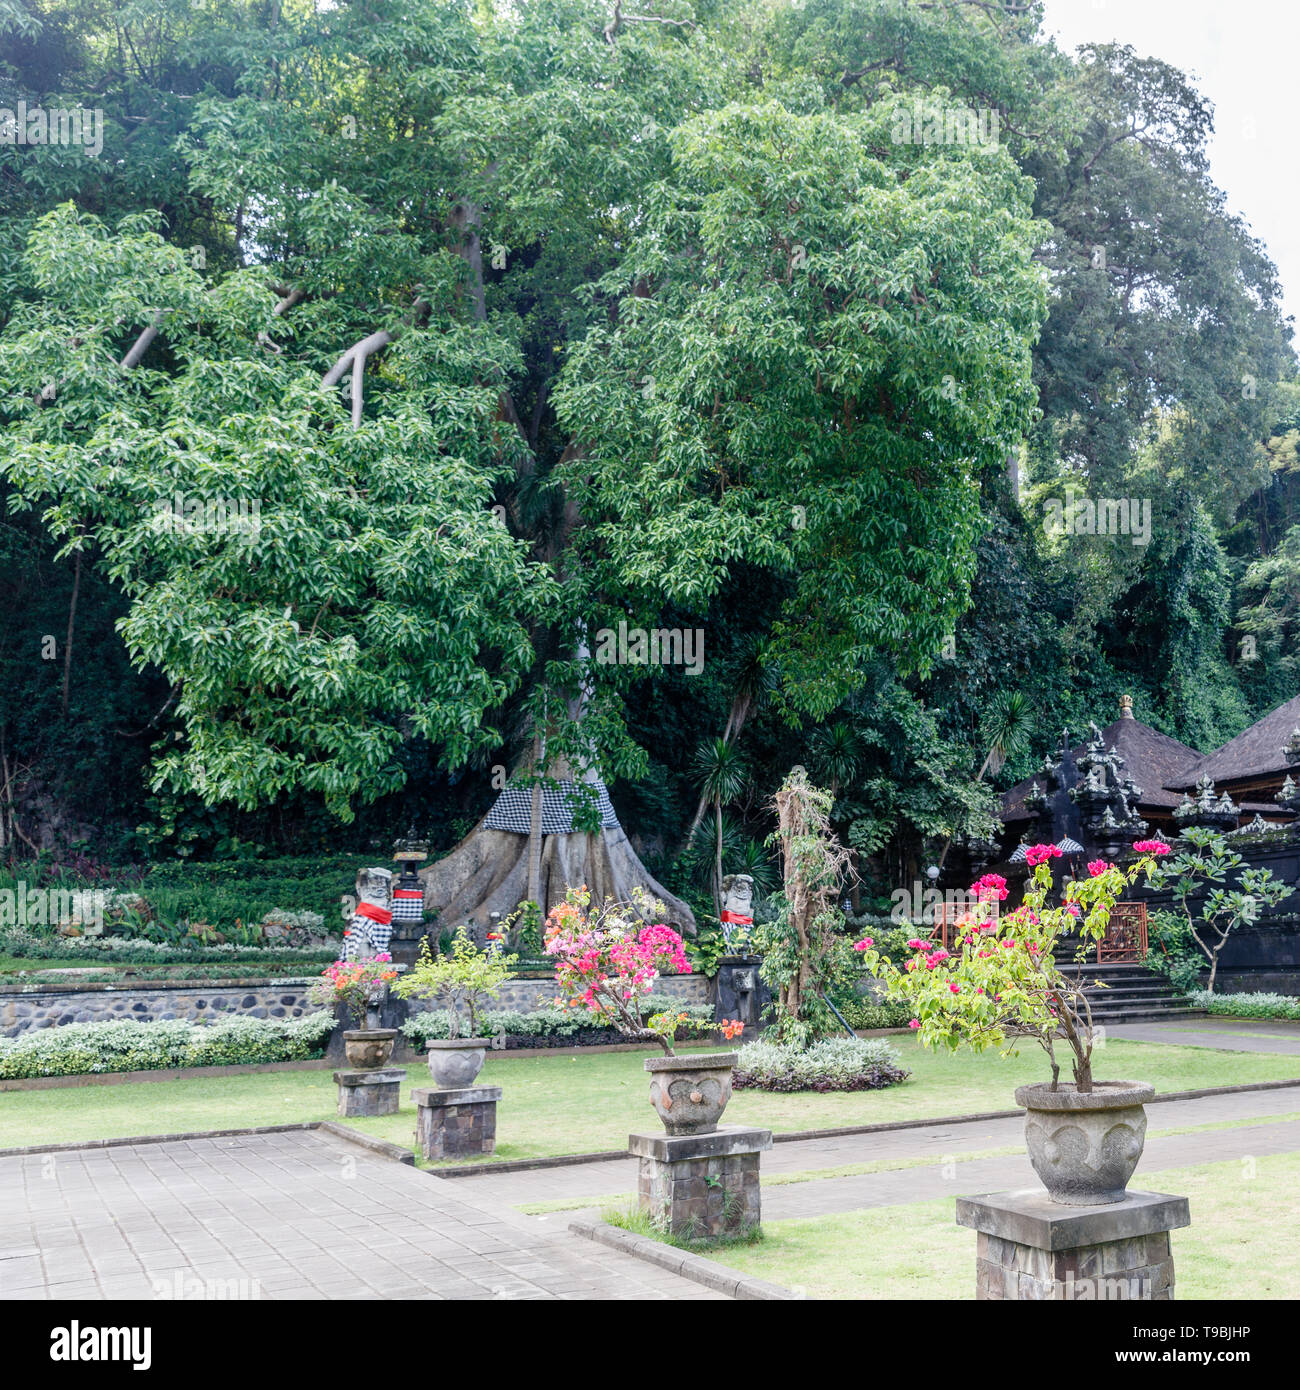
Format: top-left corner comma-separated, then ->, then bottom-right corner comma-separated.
1037,0 -> 1299,343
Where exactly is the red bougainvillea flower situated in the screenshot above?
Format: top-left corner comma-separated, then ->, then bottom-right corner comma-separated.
1087,860 -> 1108,877
972,872 -> 1009,901
1025,844 -> 1063,867
1133,839 -> 1171,856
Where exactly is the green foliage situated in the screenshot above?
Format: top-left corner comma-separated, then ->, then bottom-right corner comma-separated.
1185,991 -> 1300,1021
833,997 -> 914,1031
731,1037 -> 909,1093
401,997 -> 714,1045
1145,829 -> 1292,993
393,929 -> 517,1036
1148,908 -> 1206,995
0,1011 -> 335,1079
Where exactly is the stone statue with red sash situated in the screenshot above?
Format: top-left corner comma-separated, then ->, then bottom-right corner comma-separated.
344,867 -> 394,959
719,873 -> 755,946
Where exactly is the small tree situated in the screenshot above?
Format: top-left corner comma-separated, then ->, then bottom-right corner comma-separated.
756,766 -> 857,1047
1145,827 -> 1290,993
857,843 -> 1171,1093
393,928 -> 517,1038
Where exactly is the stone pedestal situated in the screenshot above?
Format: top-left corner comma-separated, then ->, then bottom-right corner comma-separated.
412,1085 -> 501,1160
629,1126 -> 772,1241
333,1067 -> 404,1118
956,1188 -> 1190,1300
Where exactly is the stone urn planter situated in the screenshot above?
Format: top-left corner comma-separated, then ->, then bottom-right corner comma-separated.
645,1052 -> 738,1136
426,1038 -> 490,1089
342,1028 -> 399,1070
1015,1080 -> 1155,1206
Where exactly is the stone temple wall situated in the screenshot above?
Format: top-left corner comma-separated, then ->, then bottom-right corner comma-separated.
0,971 -> 710,1039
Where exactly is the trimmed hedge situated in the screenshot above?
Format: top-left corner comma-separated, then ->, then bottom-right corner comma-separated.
402,997 -> 716,1048
836,997 -> 913,1030
0,1012 -> 336,1079
0,927 -> 339,966
1185,990 -> 1300,1021
732,1038 -> 910,1093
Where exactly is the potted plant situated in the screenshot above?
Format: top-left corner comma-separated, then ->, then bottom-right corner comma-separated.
545,885 -> 744,1135
855,840 -> 1171,1205
310,955 -> 400,1068
392,927 -> 517,1087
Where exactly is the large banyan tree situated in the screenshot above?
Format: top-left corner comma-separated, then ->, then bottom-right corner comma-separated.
0,0 -> 1046,929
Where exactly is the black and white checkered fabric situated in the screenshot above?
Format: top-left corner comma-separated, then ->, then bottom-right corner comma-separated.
483,780 -> 620,834
391,889 -> 424,924
343,916 -> 392,958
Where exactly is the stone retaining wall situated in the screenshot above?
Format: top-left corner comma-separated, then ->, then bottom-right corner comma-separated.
0,981 -> 319,1037
0,971 -> 709,1039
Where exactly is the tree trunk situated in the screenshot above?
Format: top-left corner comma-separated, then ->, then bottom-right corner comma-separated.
713,799 -> 723,918
61,549 -> 81,716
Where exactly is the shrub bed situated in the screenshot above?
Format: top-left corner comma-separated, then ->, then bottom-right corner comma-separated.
1185,990 -> 1300,1021
0,1011 -> 336,1079
0,927 -> 338,967
732,1038 -> 910,1093
836,997 -> 913,1030
402,997 -> 716,1049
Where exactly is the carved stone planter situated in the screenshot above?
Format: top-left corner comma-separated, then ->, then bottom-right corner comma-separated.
426,1038 -> 489,1089
342,1028 -> 398,1070
1015,1080 -> 1155,1205
645,1052 -> 737,1136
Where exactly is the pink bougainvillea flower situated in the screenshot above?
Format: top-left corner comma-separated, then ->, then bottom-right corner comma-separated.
972,872 -> 1009,902
906,939 -> 927,950
948,982 -> 961,994
853,938 -> 874,951
1133,839 -> 1171,856
909,1019 -> 921,1029
1065,903 -> 1080,918
1087,860 -> 1108,877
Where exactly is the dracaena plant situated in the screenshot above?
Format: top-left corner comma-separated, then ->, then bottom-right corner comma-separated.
854,842 -> 1171,1093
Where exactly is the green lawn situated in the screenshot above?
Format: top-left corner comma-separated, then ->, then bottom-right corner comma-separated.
704,1151 -> 1300,1299
2,1034 -> 1297,1160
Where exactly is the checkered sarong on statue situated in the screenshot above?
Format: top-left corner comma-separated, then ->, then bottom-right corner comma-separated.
344,903 -> 393,958
482,779 -> 620,833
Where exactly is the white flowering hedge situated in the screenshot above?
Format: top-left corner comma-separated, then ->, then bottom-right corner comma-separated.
0,1011 -> 335,1079
1185,990 -> 1300,1021
732,1037 -> 910,1093
402,997 -> 715,1045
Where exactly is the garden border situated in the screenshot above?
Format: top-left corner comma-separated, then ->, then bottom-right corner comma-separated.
568,1217 -> 799,1299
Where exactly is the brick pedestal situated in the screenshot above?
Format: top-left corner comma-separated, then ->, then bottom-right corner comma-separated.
333,1068 -> 404,1118
411,1085 -> 501,1160
957,1188 -> 1190,1300
628,1126 -> 772,1241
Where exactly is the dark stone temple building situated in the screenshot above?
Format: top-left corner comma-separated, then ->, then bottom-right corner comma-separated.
986,694 -> 1300,992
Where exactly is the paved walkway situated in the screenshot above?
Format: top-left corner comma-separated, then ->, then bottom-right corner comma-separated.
1107,1018 -> 1300,1054
473,1083 -> 1300,1225
0,1129 -> 726,1300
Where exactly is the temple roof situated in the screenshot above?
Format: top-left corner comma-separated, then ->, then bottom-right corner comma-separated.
1001,705 -> 1202,823
1170,693 -> 1300,789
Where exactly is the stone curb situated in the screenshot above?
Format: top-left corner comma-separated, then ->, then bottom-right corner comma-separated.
568,1217 -> 800,1300
0,1119 -> 418,1165
0,1121 -> 320,1157
317,1121 -> 415,1165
